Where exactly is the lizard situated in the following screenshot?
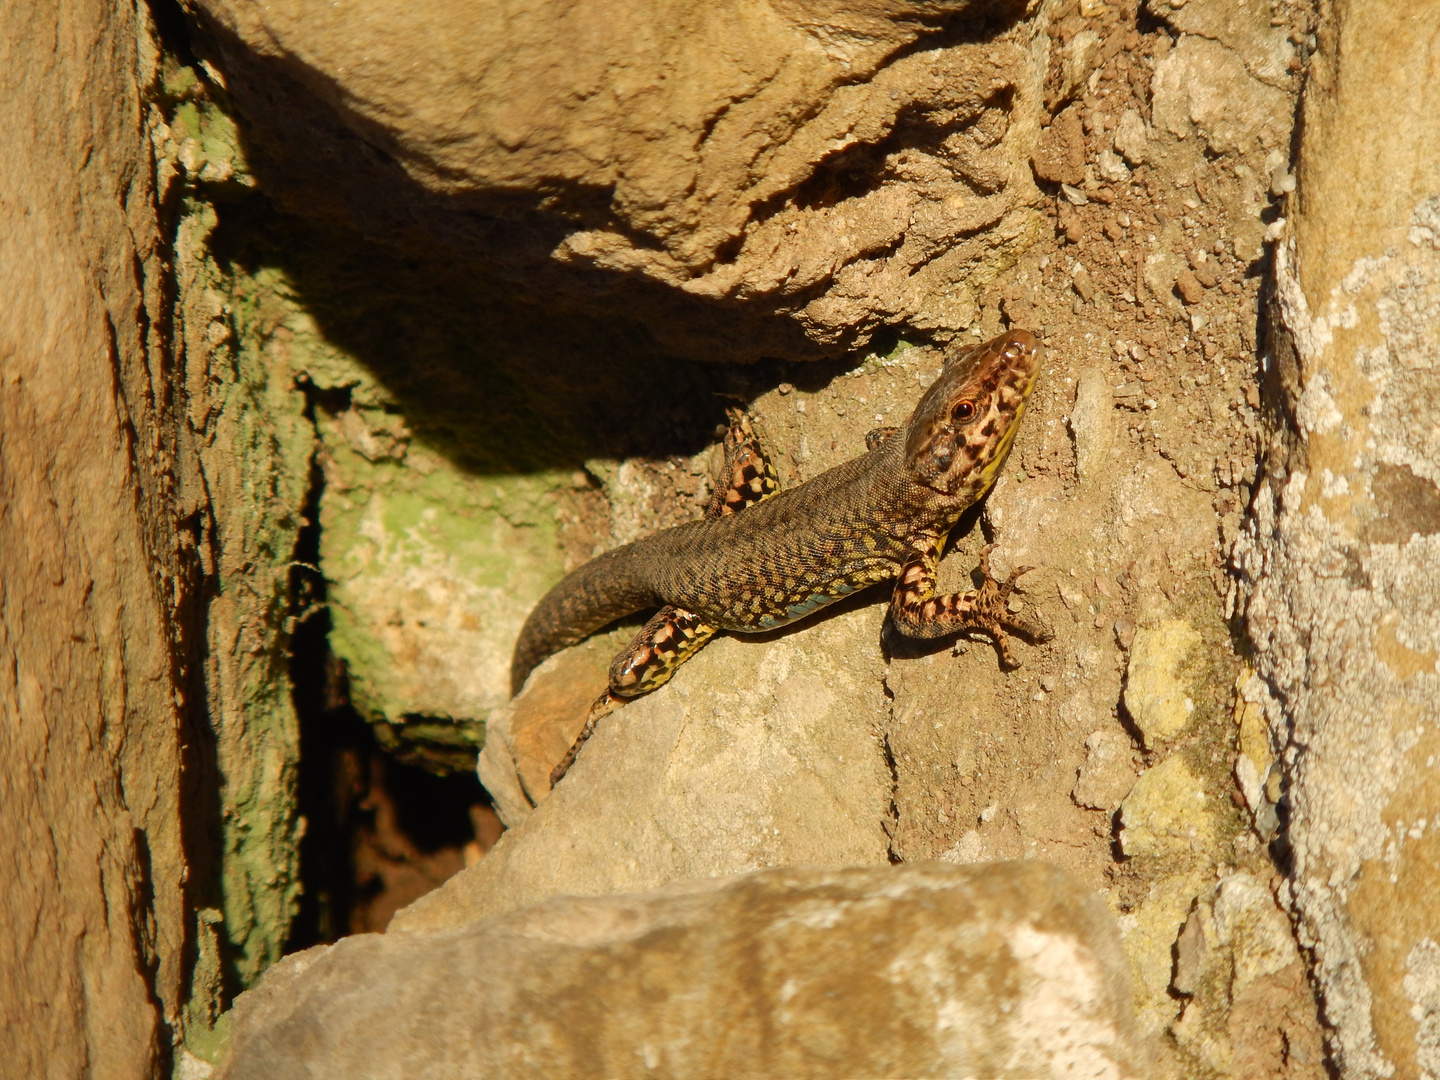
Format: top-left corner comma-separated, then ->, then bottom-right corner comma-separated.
511,329 -> 1049,786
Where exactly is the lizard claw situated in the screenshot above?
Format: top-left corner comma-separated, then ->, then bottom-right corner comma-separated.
968,547 -> 1051,667
998,564 -> 1035,600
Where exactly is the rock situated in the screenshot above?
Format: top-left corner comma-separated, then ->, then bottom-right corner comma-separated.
1174,268 -> 1205,305
1231,670 -> 1278,835
1118,754 -> 1217,859
1231,3 -> 1440,1073
1072,729 -> 1137,811
475,628 -> 631,824
1141,251 -> 1185,311
1032,105 -> 1087,187
186,0 -> 1038,359
1115,872 -> 1213,1037
1,0 -> 205,1071
1171,902 -> 1209,996
1069,370 -> 1113,482
1144,0 -> 1296,87
397,605 -> 893,932
1212,873 -> 1299,991
1122,618 -> 1202,748
1168,874 -> 1326,1077
1187,249 -> 1221,287
1111,109 -> 1149,166
1096,148 -> 1130,184
217,863 -> 1149,1080
1150,36 -> 1292,155
1059,29 -> 1102,101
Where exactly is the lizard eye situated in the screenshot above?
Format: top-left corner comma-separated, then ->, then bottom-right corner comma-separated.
951,399 -> 978,423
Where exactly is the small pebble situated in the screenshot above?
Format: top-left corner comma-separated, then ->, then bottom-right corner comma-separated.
1175,269 -> 1205,305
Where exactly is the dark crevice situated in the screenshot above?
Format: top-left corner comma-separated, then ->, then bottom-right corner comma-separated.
284,396 -> 499,952
148,0 -> 201,69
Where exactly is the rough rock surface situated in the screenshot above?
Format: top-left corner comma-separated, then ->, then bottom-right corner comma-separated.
1229,2 -> 1440,1075
184,0 -> 1044,360
2,0 -> 199,1072
222,863 -> 1147,1080
398,604 -> 892,930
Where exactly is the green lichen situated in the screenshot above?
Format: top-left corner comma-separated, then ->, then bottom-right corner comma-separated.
175,195 -> 312,991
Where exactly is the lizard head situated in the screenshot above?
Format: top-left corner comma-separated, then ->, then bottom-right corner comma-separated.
903,329 -> 1042,497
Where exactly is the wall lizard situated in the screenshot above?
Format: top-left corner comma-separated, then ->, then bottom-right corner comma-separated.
512,330 -> 1048,784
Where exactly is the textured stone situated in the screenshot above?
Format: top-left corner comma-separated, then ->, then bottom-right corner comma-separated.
1151,35 -> 1292,155
401,603 -> 892,931
1072,729 -> 1138,812
1069,369 -> 1114,482
1032,104 -> 1087,187
1230,3 -> 1440,1075
1118,754 -> 1218,860
1,0 -> 192,1072
186,0 -> 1041,360
1112,108 -> 1149,166
1175,268 -> 1205,305
1145,0 -> 1297,88
1168,874 -> 1326,1077
219,863 -> 1147,1080
1123,618 -> 1202,747
1096,148 -> 1131,184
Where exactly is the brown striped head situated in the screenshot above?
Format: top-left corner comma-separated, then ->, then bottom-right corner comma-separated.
903,330 -> 1042,497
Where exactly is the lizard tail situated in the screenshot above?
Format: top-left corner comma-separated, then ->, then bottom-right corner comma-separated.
509,543 -> 660,696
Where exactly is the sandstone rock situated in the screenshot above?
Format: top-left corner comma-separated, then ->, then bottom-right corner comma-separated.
1174,268 -> 1205,305
1122,618 -> 1202,748
1072,729 -> 1137,811
218,863 -> 1148,1080
1168,874 -> 1326,1077
186,0 -> 1040,359
2,1 -> 228,1072
1151,35 -> 1292,155
1230,3 -> 1440,1074
1096,148 -> 1131,184
1118,754 -> 1218,859
1032,104 -> 1087,187
1145,0 -> 1297,87
398,604 -> 893,932
1187,249 -> 1221,287
1059,29 -> 1102,102
1141,251 -> 1186,313
1115,872 -> 1213,1037
1112,108 -> 1149,166
1069,369 -> 1114,482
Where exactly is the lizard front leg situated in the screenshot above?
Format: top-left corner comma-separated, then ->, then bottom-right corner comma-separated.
889,540 -> 1050,669
710,407 -> 779,516
551,409 -> 777,786
865,426 -> 901,451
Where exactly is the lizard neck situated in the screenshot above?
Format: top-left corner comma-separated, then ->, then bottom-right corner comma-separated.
870,434 -> 986,536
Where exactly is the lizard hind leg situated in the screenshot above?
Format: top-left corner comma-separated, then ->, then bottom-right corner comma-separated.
551,410 -> 776,788
549,605 -> 718,786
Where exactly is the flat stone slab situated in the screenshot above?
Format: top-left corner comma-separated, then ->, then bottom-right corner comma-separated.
218,862 -> 1145,1079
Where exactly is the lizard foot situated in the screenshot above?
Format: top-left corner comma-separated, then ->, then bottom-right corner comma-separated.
549,690 -> 624,788
967,544 -> 1052,670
